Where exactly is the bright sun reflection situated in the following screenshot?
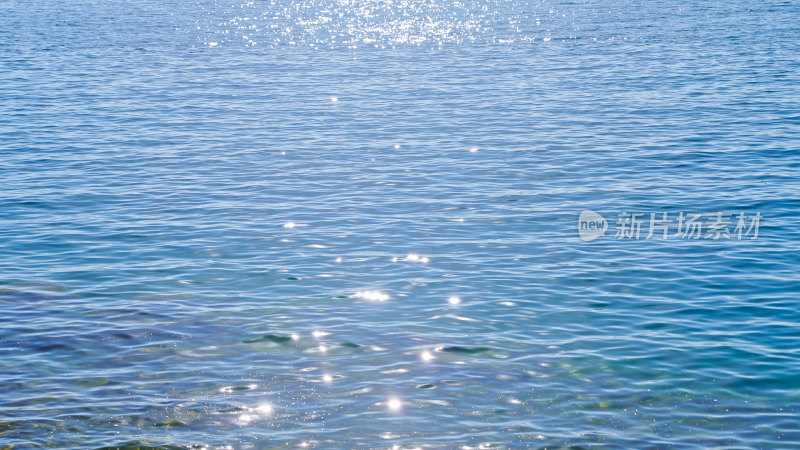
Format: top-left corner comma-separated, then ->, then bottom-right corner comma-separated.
405,253 -> 429,263
387,397 -> 402,411
257,403 -> 273,414
354,290 -> 390,302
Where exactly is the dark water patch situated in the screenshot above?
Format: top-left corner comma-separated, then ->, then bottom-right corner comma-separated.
32,343 -> 74,352
217,406 -> 248,413
107,332 -> 136,340
96,442 -> 187,450
152,420 -> 186,428
642,322 -> 669,330
441,346 -> 494,355
587,301 -> 612,309
75,377 -> 112,387
242,334 -> 293,344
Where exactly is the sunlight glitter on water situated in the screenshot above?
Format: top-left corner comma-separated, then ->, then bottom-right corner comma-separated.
2,0 -> 799,447
387,397 -> 402,411
353,290 -> 390,302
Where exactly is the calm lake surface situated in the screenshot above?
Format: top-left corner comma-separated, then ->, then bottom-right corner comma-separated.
2,0 -> 800,447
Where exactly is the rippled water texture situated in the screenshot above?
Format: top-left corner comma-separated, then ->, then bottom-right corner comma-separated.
2,0 -> 800,447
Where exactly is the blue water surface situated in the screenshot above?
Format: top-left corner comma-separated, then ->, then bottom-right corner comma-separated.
1,0 -> 800,447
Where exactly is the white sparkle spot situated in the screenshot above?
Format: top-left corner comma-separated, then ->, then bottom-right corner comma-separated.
421,351 -> 434,362
291,333 -> 299,341
421,256 -> 429,263
331,96 -> 338,102
239,414 -> 252,423
336,257 -> 342,263
470,147 -> 479,153
392,256 -> 398,263
257,403 -> 273,414
394,144 -> 400,149
322,374 -> 333,383
406,253 -> 420,262
448,296 -> 461,305
283,222 -> 296,229
387,397 -> 402,411
354,290 -> 389,302
312,330 -> 330,339
318,344 -> 327,353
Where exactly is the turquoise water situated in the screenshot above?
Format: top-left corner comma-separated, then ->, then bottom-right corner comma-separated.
2,0 -> 800,447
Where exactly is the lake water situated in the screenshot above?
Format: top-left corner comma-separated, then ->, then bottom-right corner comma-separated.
2,0 -> 800,447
